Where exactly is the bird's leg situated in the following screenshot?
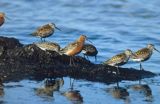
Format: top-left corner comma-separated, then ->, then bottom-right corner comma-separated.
86,56 -> 90,61
138,79 -> 142,85
95,55 -> 97,62
43,38 -> 46,42
69,78 -> 75,90
69,57 -> 72,66
69,56 -> 76,66
140,62 -> 142,70
116,66 -> 119,88
72,57 -> 76,66
40,38 -> 43,42
140,62 -> 144,70
70,77 -> 72,89
116,66 -> 120,75
70,79 -> 75,90
83,54 -> 86,59
116,81 -> 119,88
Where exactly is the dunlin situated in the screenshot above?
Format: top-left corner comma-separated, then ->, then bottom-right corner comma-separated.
31,23 -> 60,41
34,42 -> 60,53
82,43 -> 98,61
131,44 -> 160,70
103,49 -> 135,74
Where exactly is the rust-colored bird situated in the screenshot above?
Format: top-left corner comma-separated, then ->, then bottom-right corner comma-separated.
31,23 -> 60,41
60,35 -> 87,66
0,12 -> 5,28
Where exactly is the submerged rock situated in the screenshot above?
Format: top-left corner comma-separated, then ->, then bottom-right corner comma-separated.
0,36 -> 156,84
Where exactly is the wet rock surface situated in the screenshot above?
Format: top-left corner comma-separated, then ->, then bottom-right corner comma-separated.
0,36 -> 156,83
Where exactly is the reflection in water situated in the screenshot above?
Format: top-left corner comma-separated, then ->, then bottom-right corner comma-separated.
106,82 -> 130,104
0,85 -> 4,97
0,82 -> 4,104
35,78 -> 64,97
0,80 -> 4,97
130,83 -> 153,102
70,78 -> 75,90
0,86 -> 4,97
62,90 -> 83,104
62,79 -> 83,104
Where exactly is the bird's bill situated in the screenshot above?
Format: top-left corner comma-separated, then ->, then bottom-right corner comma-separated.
131,53 -> 138,58
85,36 -> 93,44
55,26 -> 61,31
4,15 -> 11,20
154,48 -> 160,53
86,38 -> 93,44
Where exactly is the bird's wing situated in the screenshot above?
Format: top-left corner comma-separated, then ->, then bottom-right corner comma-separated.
132,48 -> 150,59
32,24 -> 53,36
60,41 -> 79,53
105,53 -> 126,65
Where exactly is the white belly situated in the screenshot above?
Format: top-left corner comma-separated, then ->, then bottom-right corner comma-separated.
131,58 -> 142,62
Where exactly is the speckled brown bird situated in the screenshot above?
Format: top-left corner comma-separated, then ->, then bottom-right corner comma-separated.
103,49 -> 135,74
31,23 -> 60,41
60,35 -> 87,66
0,12 -> 5,28
131,44 -> 160,70
82,43 -> 98,62
34,42 -> 61,53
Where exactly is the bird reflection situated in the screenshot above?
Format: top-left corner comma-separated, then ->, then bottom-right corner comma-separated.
130,82 -> 153,102
61,80 -> 83,104
0,79 -> 4,97
106,82 -> 130,103
62,90 -> 83,104
35,78 -> 64,97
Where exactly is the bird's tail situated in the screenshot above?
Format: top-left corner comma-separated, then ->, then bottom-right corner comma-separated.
59,50 -> 64,55
29,31 -> 37,36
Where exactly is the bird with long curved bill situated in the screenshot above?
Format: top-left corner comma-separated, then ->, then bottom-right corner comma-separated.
60,35 -> 87,66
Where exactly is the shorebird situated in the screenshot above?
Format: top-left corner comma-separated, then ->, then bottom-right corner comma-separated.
82,43 -> 98,62
34,42 -> 61,53
31,23 -> 60,41
0,12 -> 5,28
103,49 -> 135,74
131,44 -> 160,70
60,35 -> 87,66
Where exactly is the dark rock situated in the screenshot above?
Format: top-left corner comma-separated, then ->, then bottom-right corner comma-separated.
0,36 -> 23,49
0,36 -> 156,84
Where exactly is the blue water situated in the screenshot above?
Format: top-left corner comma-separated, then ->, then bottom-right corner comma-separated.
0,0 -> 160,104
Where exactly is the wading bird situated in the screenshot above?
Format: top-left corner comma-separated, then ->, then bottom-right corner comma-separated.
31,23 -> 60,41
131,44 -> 160,70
